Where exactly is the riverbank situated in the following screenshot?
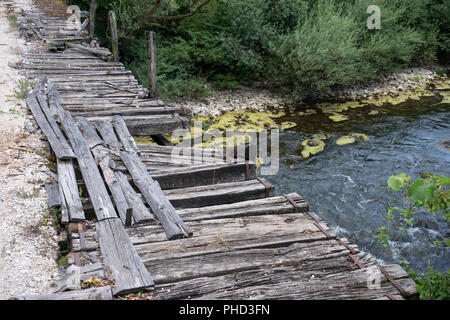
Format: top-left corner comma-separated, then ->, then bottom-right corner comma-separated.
0,0 -> 59,298
172,66 -> 448,118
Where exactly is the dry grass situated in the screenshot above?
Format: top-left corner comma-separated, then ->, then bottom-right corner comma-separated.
32,0 -> 69,17
0,131 -> 32,166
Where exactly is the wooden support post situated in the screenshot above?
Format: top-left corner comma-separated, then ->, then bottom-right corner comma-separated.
146,31 -> 157,97
108,10 -> 119,62
89,0 -> 96,38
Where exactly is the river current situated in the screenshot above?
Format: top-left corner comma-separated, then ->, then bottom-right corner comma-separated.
262,96 -> 450,273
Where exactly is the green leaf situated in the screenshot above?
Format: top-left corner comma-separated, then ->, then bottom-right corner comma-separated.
407,179 -> 435,206
388,175 -> 405,192
445,239 -> 450,247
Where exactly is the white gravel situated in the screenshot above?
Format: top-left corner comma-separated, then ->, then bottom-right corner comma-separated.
0,0 -> 59,299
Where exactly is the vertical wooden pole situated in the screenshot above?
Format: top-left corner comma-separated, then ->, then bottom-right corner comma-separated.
146,31 -> 157,97
108,10 -> 119,62
89,0 -> 96,38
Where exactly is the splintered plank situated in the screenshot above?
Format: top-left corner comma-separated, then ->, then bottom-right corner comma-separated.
177,193 -> 308,221
144,240 -> 356,284
26,92 -> 75,160
164,178 -> 274,209
120,150 -> 192,240
94,120 -> 121,150
115,171 -> 155,224
96,218 -> 154,295
70,194 -> 309,252
151,263 -> 417,300
47,82 -> 116,221
14,286 -> 113,300
112,115 -> 139,153
72,211 -> 328,254
75,117 -> 131,225
57,159 -> 85,221
44,181 -> 61,208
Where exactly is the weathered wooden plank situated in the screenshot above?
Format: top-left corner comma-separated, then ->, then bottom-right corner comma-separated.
177,193 -> 308,222
57,159 -> 85,222
44,181 -> 61,208
75,117 -> 130,225
47,82 -> 116,221
151,263 -> 417,300
89,0 -> 96,38
72,106 -> 189,118
72,206 -> 320,253
115,171 -> 155,224
108,11 -> 119,62
133,213 -> 332,263
71,194 -> 309,252
96,218 -> 154,295
94,120 -> 121,150
26,92 -> 75,160
75,17 -> 89,37
13,286 -> 113,300
143,240 -> 357,284
120,150 -> 192,240
164,178 -> 274,209
112,115 -> 139,153
146,31 -> 157,97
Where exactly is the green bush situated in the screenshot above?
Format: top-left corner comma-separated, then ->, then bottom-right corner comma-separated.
69,0 -> 448,100
406,266 -> 450,300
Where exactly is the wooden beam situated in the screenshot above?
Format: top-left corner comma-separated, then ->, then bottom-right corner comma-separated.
120,150 -> 192,240
13,286 -> 113,300
75,117 -> 131,225
112,115 -> 139,154
146,31 -> 157,97
89,0 -> 96,38
108,10 -> 119,62
57,159 -> 85,222
26,92 -> 75,160
96,218 -> 154,295
47,82 -> 116,221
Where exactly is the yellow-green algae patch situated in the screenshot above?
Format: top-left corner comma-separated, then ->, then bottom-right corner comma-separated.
318,101 -> 366,115
336,136 -> 356,145
329,113 -> 349,122
169,109 -> 295,146
336,133 -> 369,146
361,85 -> 434,107
134,136 -> 158,145
434,80 -> 450,91
352,133 -> 369,141
439,91 -> 450,104
300,139 -> 325,159
296,109 -> 317,116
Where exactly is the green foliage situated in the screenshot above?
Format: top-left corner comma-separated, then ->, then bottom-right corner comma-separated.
406,266 -> 450,300
380,173 -> 450,300
379,173 -> 450,246
11,79 -> 35,100
69,0 -> 448,100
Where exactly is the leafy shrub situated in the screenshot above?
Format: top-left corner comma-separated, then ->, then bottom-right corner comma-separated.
69,0 -> 448,100
406,266 -> 450,300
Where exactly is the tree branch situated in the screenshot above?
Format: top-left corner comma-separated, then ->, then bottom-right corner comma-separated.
140,0 -> 211,27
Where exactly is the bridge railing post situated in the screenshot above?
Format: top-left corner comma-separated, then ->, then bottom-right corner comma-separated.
146,31 -> 157,98
108,10 -> 119,62
89,0 -> 96,38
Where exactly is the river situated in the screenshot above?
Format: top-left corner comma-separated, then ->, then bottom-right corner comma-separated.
262,95 -> 450,274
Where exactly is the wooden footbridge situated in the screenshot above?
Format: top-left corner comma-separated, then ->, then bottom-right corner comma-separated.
9,2 -> 418,300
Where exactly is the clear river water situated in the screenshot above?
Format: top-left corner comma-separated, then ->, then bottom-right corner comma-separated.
262,95 -> 450,274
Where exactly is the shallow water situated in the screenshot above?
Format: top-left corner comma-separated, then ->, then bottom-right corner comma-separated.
262,96 -> 450,273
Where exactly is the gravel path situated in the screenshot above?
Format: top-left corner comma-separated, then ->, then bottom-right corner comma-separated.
0,0 -> 59,298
